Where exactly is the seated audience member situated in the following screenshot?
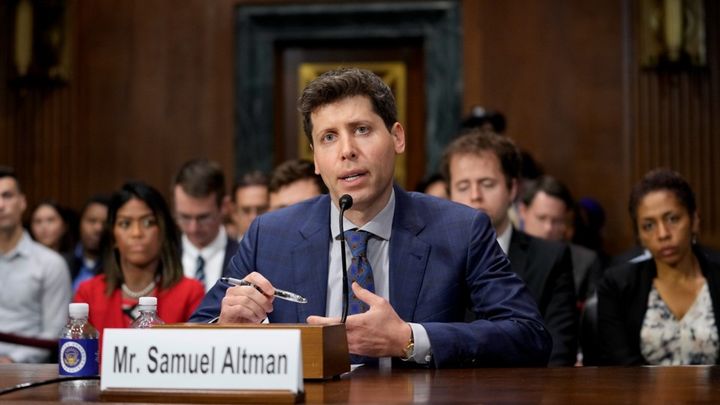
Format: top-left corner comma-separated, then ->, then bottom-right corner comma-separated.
458,108 -> 543,230
191,67 -> 551,367
74,182 -> 205,339
0,167 -> 71,363
414,173 -> 448,199
173,159 -> 239,292
442,130 -> 577,366
519,176 -> 603,304
29,200 -> 77,255
231,170 -> 269,241
268,158 -> 326,211
599,168 -> 720,365
65,195 -> 110,292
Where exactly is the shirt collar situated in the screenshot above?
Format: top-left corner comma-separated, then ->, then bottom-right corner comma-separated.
1,231 -> 33,260
330,188 -> 395,241
496,224 -> 513,255
182,226 -> 227,258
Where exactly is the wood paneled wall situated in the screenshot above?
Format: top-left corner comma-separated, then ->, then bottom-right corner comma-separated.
1,0 -> 237,212
1,0 -> 718,254
632,0 -> 719,248
462,0 -> 633,253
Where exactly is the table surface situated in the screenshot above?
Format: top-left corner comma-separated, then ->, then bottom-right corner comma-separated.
2,363 -> 720,404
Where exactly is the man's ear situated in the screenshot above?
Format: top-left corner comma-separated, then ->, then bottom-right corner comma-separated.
518,202 -> 528,219
220,195 -> 232,217
508,178 -> 519,202
391,123 -> 406,154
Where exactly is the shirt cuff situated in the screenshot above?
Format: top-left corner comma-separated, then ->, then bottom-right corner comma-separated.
407,323 -> 432,364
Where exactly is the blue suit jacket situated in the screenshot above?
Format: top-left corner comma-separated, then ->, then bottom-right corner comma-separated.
191,186 -> 551,367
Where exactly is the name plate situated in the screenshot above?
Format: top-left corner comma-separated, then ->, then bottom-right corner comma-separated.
101,328 -> 303,394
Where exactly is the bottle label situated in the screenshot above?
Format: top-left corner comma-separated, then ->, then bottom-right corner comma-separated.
59,338 -> 99,376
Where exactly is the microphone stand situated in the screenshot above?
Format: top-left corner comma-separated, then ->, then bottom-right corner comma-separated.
339,195 -> 353,324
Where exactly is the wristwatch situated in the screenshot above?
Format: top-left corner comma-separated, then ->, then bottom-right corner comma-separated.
401,327 -> 415,361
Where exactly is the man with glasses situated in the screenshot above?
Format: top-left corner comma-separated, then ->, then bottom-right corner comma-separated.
173,159 -> 239,292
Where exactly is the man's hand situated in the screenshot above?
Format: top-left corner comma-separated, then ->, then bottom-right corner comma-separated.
218,272 -> 275,324
307,282 -> 411,358
0,356 -> 13,364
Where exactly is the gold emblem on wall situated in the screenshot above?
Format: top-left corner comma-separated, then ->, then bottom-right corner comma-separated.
298,63 -> 408,188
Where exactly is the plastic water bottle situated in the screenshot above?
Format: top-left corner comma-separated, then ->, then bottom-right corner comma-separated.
130,296 -> 165,328
58,303 -> 99,378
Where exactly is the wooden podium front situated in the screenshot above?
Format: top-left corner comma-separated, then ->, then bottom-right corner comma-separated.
176,323 -> 351,380
99,323 -> 349,403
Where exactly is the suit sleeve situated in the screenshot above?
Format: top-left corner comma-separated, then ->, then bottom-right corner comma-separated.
597,269 -> 645,365
422,214 -> 553,367
543,245 -> 579,366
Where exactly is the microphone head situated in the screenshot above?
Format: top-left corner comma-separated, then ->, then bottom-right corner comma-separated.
339,194 -> 353,211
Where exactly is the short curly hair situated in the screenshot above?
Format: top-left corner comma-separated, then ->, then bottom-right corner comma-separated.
298,67 -> 397,146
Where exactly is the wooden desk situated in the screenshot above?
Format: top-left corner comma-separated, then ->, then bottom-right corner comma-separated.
2,364 -> 720,403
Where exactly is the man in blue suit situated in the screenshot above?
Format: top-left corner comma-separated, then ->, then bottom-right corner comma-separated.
191,67 -> 551,367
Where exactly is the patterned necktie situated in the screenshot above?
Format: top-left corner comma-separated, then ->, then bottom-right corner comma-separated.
195,255 -> 206,288
344,229 -> 375,314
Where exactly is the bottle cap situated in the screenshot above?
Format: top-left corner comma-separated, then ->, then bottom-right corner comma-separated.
138,296 -> 158,306
69,303 -> 89,317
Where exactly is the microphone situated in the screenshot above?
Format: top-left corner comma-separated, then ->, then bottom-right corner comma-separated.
338,194 -> 353,323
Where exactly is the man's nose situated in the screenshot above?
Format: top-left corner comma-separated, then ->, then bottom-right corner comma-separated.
339,134 -> 358,160
470,185 -> 483,202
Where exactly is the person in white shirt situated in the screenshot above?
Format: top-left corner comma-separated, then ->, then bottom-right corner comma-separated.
0,166 -> 71,363
172,159 -> 239,292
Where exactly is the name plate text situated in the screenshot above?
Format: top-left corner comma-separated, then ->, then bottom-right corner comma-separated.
101,328 -> 303,393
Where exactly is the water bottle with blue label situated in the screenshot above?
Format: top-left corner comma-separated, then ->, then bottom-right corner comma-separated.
59,303 -> 99,377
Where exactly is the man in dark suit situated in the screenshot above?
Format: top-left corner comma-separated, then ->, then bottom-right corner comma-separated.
441,130 -> 578,366
173,159 -> 239,292
191,67 -> 551,367
518,176 -> 603,306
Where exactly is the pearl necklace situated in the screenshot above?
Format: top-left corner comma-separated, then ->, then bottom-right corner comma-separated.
121,280 -> 156,298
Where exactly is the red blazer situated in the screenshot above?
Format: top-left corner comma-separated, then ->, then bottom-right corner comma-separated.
74,274 -> 205,337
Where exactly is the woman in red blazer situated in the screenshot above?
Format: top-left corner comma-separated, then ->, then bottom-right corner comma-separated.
74,182 -> 204,338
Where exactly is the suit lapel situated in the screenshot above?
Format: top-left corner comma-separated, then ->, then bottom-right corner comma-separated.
221,237 -> 239,277
508,229 -> 529,278
389,187 -> 429,321
291,198 -> 331,322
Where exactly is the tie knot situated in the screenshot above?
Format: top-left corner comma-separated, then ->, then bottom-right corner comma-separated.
196,255 -> 205,266
344,229 -> 372,258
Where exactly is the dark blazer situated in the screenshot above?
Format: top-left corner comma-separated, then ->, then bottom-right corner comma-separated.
221,237 -> 239,277
191,186 -> 552,367
598,246 -> 720,365
508,230 -> 578,366
569,244 -> 603,302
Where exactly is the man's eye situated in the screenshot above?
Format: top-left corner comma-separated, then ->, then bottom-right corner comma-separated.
455,182 -> 469,192
356,126 -> 370,135
321,133 -> 336,143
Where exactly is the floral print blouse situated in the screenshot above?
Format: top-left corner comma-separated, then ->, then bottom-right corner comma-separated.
640,282 -> 719,365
